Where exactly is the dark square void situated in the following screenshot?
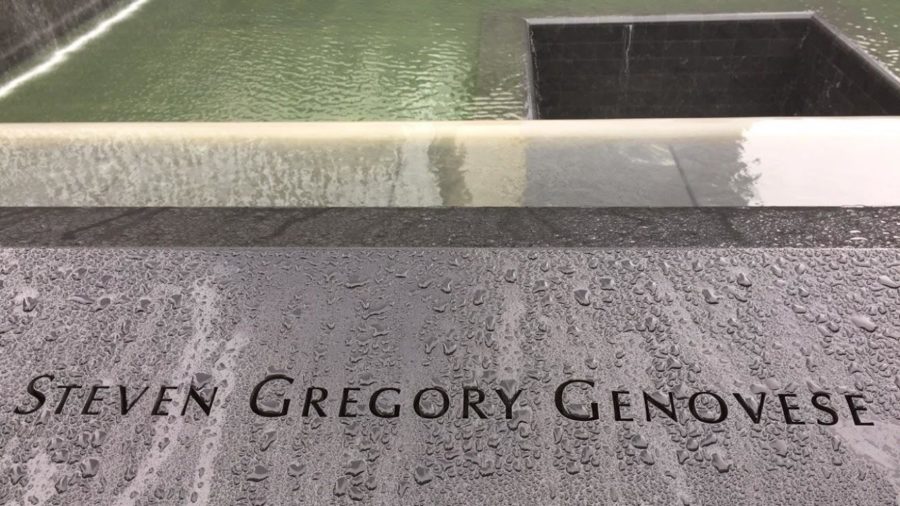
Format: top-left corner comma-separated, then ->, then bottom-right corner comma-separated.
527,13 -> 900,119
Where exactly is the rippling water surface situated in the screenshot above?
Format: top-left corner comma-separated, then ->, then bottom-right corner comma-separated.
0,0 -> 898,121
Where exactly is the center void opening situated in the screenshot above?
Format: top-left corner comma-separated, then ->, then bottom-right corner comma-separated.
527,13 -> 900,119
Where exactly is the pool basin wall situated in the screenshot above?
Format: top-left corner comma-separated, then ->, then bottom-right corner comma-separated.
528,13 -> 900,119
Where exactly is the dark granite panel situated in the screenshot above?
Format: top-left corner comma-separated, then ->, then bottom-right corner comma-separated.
529,14 -> 900,119
788,19 -> 900,115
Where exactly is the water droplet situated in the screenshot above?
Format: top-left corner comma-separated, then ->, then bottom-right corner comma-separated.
247,465 -> 270,482
851,314 -> 877,332
413,466 -> 433,485
701,288 -> 720,304
574,289 -> 591,306
631,435 -> 649,449
80,457 -> 100,478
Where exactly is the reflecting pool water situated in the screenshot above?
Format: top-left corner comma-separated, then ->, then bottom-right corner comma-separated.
0,0 -> 898,121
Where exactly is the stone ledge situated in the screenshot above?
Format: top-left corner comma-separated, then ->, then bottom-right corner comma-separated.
0,207 -> 897,248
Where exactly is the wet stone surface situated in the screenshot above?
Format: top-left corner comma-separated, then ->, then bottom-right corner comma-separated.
0,248 -> 898,504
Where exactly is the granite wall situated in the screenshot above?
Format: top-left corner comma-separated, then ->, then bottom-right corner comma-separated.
0,0 -> 122,76
789,17 -> 900,115
529,14 -> 900,119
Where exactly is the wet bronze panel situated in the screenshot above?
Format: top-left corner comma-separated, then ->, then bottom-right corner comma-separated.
0,247 -> 898,504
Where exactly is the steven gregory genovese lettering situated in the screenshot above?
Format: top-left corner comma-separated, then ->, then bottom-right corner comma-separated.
12,375 -> 875,426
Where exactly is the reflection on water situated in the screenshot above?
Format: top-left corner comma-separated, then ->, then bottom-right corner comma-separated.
0,0 -> 899,121
427,136 -> 471,206
669,119 -> 900,206
736,119 -> 900,205
668,139 -> 759,206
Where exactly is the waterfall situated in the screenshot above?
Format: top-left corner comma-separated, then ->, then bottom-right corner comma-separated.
0,0 -> 153,100
623,23 -> 634,77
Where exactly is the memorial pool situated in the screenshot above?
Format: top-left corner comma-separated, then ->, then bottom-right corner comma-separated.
1,0 -> 900,121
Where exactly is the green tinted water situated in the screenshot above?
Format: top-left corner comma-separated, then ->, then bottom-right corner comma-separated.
0,0 -> 898,121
